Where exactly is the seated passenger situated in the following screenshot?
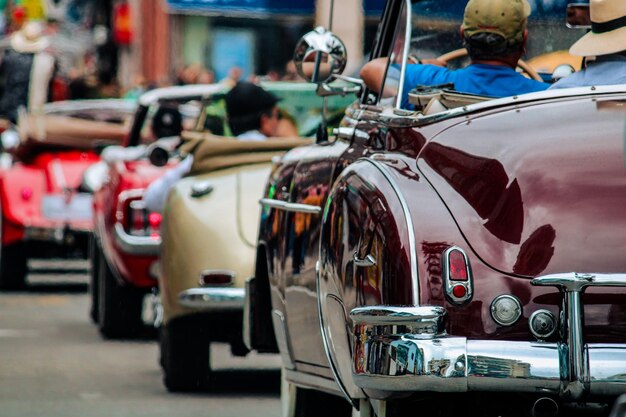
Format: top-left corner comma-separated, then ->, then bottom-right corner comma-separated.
143,82 -> 283,213
224,81 -> 281,140
550,0 -> 626,89
360,0 -> 549,108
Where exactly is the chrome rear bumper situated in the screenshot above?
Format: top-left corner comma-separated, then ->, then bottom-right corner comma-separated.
178,287 -> 244,311
113,223 -> 161,256
351,273 -> 626,400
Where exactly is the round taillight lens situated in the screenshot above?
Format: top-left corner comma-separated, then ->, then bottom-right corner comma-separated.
490,295 -> 522,326
452,284 -> 467,298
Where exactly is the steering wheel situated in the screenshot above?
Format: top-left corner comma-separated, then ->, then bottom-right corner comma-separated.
437,48 -> 543,82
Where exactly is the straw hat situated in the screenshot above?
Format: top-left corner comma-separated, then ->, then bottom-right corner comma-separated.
570,0 -> 626,56
10,22 -> 50,53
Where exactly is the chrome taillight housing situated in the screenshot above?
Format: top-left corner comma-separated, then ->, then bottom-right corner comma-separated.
442,246 -> 473,305
116,189 -> 162,237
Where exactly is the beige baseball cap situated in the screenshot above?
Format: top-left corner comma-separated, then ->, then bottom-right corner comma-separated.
569,0 -> 626,56
462,0 -> 531,45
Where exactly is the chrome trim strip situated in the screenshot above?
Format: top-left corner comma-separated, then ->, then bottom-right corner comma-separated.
259,198 -> 322,214
272,309 -> 296,370
177,287 -> 244,310
113,222 -> 161,255
243,278 -> 254,350
316,261 -> 355,404
51,159 -> 68,191
363,159 -> 419,305
283,368 -> 344,398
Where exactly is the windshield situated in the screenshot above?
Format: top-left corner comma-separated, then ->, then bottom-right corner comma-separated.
379,0 -> 589,108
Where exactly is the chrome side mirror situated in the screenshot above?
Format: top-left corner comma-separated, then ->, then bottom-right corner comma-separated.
294,27 -> 347,84
566,3 -> 591,29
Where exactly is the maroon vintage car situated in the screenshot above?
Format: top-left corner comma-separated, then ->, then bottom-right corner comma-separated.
90,84 -> 223,338
245,1 -> 626,416
0,100 -> 134,290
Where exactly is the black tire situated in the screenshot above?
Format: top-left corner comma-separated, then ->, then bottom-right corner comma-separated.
0,241 -> 27,291
88,235 -> 100,323
97,249 -> 144,339
160,318 -> 211,392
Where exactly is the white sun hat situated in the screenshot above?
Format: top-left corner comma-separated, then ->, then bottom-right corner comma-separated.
569,0 -> 626,56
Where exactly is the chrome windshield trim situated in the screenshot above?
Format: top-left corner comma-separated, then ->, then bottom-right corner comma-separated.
394,0 -> 413,110
113,223 -> 161,256
259,198 -> 322,214
177,287 -> 244,310
364,159 -> 419,305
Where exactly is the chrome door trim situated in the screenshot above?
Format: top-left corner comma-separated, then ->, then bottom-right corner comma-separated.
259,198 -> 322,214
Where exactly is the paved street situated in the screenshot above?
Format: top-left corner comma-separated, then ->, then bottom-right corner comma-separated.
0,261 -> 282,417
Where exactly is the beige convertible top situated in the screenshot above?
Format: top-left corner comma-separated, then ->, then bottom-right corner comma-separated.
179,130 -> 312,176
18,113 -> 129,150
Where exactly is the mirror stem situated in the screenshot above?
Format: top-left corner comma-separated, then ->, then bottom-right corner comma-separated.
316,96 -> 329,144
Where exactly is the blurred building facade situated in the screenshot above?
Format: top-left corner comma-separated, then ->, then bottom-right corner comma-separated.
1,0 -> 385,91
118,0 -> 385,90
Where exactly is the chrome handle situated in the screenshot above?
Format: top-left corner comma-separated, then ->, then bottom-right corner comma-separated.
353,253 -> 377,268
259,198 -> 321,214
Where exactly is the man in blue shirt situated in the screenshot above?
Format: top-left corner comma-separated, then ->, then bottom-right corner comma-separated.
361,0 -> 548,108
551,0 -> 626,89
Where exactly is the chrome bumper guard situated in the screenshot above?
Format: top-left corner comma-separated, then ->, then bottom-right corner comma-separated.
178,287 -> 244,311
113,223 -> 161,256
351,272 -> 626,401
24,226 -> 90,242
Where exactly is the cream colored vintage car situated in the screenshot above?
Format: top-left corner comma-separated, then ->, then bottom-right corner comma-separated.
157,131 -> 315,392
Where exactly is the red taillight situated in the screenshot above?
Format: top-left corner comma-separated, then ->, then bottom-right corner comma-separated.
199,270 -> 235,287
148,212 -> 162,229
448,250 -> 468,281
443,246 -> 472,305
452,284 -> 467,298
21,187 -> 33,201
117,191 -> 162,238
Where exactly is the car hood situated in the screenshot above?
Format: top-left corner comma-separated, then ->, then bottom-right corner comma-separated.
418,94 -> 626,277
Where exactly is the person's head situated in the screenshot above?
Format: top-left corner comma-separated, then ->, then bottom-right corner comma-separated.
461,0 -> 530,63
569,0 -> 626,57
225,81 -> 281,137
10,21 -> 49,53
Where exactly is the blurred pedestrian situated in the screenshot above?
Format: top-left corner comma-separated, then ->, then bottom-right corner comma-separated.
221,66 -> 242,88
0,21 -> 56,123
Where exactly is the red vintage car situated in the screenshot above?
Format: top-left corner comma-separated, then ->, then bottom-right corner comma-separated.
90,84 -> 224,338
0,100 -> 135,290
246,1 -> 626,416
